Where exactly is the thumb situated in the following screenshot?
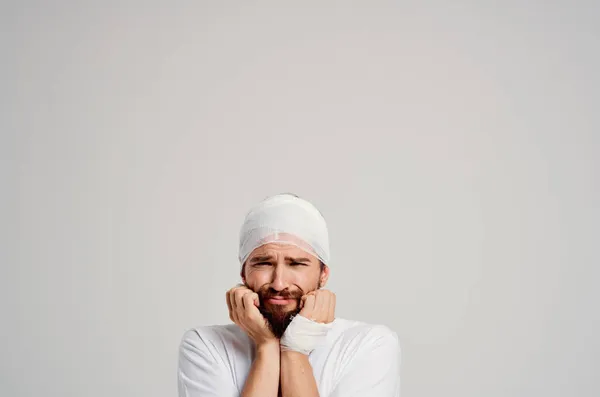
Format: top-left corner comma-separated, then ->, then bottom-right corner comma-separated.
252,293 -> 260,307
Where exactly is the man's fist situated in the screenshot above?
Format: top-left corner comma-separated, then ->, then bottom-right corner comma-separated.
226,285 -> 277,346
299,289 -> 336,324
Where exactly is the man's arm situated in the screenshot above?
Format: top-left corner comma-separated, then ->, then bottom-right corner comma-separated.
280,350 -> 319,397
241,341 -> 280,397
228,285 -> 281,397
279,290 -> 336,397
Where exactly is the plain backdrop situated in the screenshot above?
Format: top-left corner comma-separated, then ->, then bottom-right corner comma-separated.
2,2 -> 599,397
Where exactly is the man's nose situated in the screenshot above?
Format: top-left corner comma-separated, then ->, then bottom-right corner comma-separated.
270,265 -> 289,291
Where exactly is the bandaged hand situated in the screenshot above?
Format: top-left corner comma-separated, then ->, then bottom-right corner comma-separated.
226,285 -> 277,346
280,290 -> 336,355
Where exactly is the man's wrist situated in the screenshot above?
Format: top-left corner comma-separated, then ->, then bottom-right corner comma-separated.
255,340 -> 280,356
280,350 -> 309,360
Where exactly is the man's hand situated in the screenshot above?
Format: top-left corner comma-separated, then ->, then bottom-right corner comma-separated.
280,289 -> 335,397
226,285 -> 278,346
227,284 -> 281,397
299,289 -> 336,324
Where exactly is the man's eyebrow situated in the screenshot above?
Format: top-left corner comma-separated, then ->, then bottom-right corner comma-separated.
249,255 -> 274,263
286,257 -> 311,263
248,255 -> 312,263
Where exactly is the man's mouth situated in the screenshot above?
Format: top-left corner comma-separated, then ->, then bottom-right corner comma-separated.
265,296 -> 293,305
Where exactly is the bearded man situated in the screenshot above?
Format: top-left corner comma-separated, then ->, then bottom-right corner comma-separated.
177,193 -> 400,397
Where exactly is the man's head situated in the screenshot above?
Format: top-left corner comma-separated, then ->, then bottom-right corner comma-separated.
238,193 -> 330,337
241,243 -> 329,337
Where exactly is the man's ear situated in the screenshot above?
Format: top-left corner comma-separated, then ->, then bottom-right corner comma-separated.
240,263 -> 246,284
319,264 -> 330,288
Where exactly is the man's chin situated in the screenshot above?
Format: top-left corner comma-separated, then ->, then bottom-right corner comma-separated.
259,303 -> 301,339
262,304 -> 298,322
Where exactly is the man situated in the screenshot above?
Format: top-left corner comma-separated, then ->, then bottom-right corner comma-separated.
177,193 -> 400,397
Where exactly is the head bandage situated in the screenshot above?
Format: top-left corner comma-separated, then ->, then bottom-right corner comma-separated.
238,194 -> 330,266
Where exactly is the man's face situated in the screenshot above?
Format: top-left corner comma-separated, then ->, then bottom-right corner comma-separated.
242,243 -> 329,338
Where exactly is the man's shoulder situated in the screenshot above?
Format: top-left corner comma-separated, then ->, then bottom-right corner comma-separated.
330,318 -> 399,348
321,318 -> 400,372
179,323 -> 250,353
333,318 -> 397,335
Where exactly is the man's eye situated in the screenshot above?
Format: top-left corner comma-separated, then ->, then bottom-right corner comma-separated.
290,262 -> 308,266
254,262 -> 271,266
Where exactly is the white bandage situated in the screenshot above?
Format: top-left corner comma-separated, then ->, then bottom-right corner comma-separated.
238,193 -> 330,267
280,315 -> 333,355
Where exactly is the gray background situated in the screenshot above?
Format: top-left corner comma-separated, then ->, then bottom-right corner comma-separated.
2,1 -> 599,397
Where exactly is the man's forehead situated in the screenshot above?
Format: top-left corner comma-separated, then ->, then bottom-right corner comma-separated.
248,243 -> 319,262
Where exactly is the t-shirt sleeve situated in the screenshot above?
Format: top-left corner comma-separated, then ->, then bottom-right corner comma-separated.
177,329 -> 240,397
329,326 -> 401,397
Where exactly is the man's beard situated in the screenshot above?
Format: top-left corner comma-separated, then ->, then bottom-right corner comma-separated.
256,286 -> 304,339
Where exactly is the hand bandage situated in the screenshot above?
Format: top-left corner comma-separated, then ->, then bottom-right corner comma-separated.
280,315 -> 333,355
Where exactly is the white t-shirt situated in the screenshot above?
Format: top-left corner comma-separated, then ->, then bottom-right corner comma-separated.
177,318 -> 401,397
